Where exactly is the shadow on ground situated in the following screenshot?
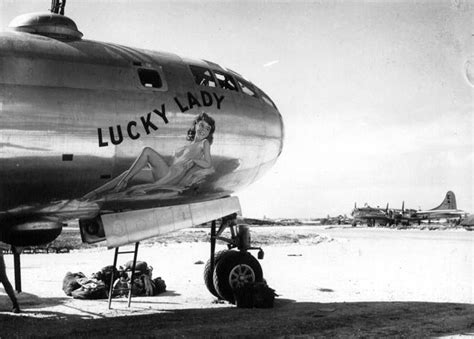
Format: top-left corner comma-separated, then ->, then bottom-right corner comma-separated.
0,293 -> 68,309
0,299 -> 473,337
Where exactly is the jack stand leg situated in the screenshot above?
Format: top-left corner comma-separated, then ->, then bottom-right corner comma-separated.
108,247 -> 119,310
12,247 -> 21,293
210,220 -> 216,278
128,242 -> 139,308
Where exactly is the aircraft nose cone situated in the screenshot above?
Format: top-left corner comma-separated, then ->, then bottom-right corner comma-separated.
276,110 -> 284,156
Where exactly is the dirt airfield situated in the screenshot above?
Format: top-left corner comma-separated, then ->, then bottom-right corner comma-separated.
0,226 -> 473,338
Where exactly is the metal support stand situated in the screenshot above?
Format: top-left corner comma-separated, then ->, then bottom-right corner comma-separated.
107,242 -> 139,309
12,246 -> 21,293
210,220 -> 217,278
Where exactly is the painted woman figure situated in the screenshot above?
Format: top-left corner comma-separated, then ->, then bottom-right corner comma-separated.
85,112 -> 215,198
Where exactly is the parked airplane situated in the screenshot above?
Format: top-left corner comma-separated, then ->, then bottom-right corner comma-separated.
413,191 -> 467,223
320,214 -> 352,225
352,191 -> 467,227
351,203 -> 392,227
0,2 -> 284,303
389,202 -> 419,226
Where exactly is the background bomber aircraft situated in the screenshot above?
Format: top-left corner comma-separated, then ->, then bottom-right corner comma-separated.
0,1 -> 284,303
351,191 -> 468,227
350,203 -> 392,227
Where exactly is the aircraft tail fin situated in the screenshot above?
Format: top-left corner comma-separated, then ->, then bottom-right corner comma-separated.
431,191 -> 457,211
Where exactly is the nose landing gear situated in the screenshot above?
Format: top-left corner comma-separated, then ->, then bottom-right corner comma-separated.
203,214 -> 264,303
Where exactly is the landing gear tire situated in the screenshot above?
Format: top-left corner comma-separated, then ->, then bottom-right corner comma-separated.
203,250 -> 229,298
213,251 -> 263,303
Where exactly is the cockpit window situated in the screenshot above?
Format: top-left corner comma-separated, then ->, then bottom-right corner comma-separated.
214,71 -> 238,92
261,92 -> 276,108
137,68 -> 162,88
189,65 -> 217,87
256,87 -> 277,109
236,77 -> 258,97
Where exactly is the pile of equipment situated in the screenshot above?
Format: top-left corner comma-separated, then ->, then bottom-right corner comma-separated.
62,261 -> 166,299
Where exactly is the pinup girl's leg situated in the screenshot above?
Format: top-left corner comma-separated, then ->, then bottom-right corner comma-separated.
129,163 -> 191,195
0,254 -> 20,313
115,147 -> 170,191
133,170 -> 187,194
153,162 -> 191,187
82,171 -> 129,199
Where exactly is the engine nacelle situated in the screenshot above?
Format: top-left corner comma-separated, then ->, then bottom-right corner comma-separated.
0,219 -> 62,246
79,216 -> 105,244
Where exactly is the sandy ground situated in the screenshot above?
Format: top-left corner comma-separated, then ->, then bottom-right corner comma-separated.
0,226 -> 473,338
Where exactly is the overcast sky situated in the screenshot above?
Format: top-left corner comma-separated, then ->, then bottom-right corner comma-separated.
1,0 -> 472,218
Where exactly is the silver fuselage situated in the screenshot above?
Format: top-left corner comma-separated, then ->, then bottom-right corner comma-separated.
0,31 -> 283,225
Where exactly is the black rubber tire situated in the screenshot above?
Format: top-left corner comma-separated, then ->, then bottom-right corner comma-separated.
213,251 -> 263,303
203,250 -> 230,298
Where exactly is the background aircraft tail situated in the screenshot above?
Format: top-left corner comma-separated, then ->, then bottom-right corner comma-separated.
431,191 -> 457,210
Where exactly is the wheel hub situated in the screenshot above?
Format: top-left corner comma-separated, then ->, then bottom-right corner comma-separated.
228,264 -> 255,289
